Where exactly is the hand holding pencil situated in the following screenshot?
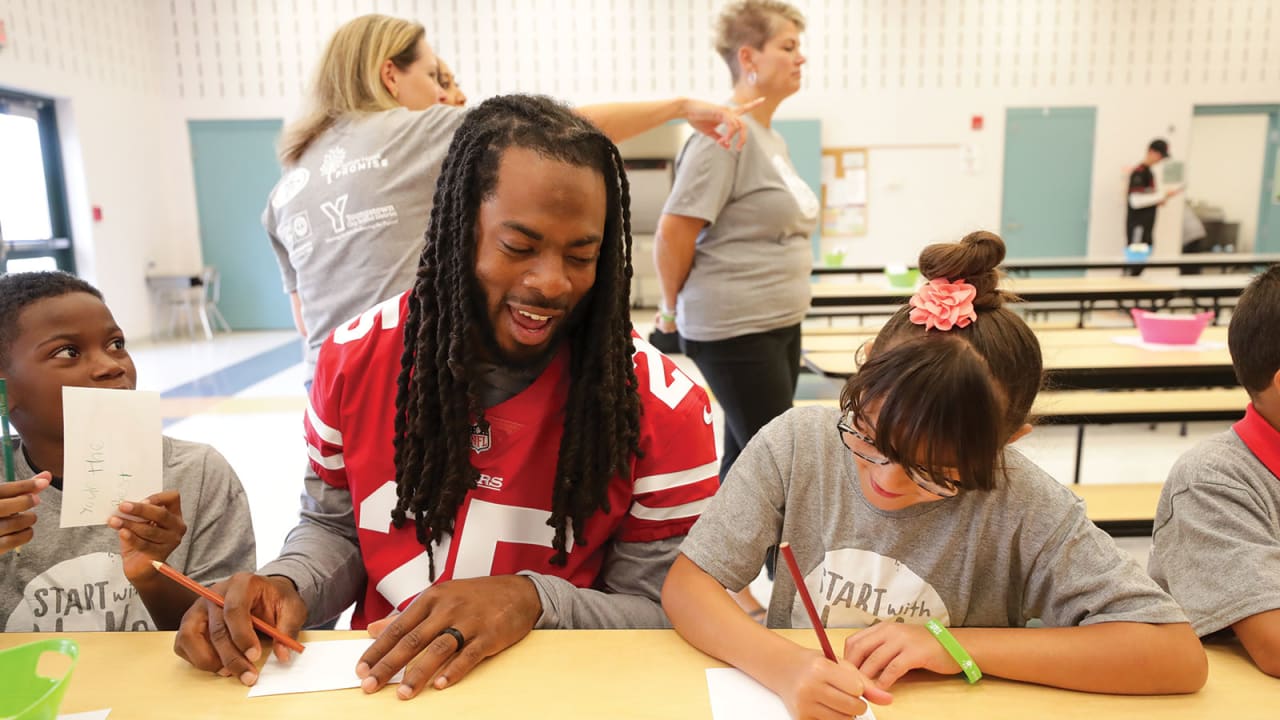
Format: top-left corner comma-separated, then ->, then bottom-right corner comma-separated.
171,569 -> 309,686
778,543 -> 890,720
0,471 -> 50,555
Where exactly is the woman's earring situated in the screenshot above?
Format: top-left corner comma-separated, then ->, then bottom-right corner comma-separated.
747,70 -> 758,86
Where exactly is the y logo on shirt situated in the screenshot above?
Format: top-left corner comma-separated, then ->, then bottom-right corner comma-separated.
796,547 -> 951,629
321,195 -> 350,233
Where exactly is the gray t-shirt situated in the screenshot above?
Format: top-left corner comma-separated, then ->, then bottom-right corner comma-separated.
682,405 -> 1188,630
1,437 -> 256,631
1149,429 -> 1280,637
264,105 -> 468,370
663,115 -> 818,342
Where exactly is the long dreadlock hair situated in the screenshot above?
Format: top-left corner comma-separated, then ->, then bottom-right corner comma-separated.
391,94 -> 643,578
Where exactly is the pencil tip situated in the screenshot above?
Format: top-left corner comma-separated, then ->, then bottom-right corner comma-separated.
151,559 -> 163,568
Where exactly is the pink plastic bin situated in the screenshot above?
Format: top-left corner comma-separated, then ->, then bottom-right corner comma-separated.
1129,309 -> 1213,345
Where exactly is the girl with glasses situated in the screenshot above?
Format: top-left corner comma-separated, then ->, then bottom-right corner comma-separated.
661,231 -> 1207,720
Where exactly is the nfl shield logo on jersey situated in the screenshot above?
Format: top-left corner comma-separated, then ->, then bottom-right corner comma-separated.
470,421 -> 491,454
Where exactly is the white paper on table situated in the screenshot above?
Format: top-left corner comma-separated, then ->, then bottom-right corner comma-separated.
706,668 -> 876,720
1110,335 -> 1227,352
59,387 -> 162,528
58,710 -> 111,720
247,639 -> 404,698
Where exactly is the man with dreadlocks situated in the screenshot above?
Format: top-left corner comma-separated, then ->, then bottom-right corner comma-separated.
174,95 -> 721,698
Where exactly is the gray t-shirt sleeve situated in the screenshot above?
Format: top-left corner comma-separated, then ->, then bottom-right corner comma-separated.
661,135 -> 737,224
258,465 -> 367,626
523,535 -> 682,629
262,201 -> 297,294
1151,453 -> 1280,636
176,443 -> 258,585
1022,492 -> 1188,628
680,412 -> 788,592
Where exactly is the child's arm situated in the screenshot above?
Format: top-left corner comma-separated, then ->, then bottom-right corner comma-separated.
110,490 -> 193,630
0,473 -> 50,553
845,619 -> 1206,694
1233,609 -> 1280,677
663,553 -> 891,720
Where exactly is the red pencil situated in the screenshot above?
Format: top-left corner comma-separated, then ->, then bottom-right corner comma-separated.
778,542 -> 837,661
151,560 -> 305,654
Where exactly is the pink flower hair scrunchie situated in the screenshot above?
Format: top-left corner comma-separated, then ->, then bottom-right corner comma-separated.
909,278 -> 978,331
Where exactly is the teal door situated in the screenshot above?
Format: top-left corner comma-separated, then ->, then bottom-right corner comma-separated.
774,118 -> 822,259
188,119 -> 292,330
1001,108 -> 1096,260
1258,110 -> 1280,253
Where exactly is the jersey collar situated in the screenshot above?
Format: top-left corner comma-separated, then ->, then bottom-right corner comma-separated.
1233,404 -> 1280,479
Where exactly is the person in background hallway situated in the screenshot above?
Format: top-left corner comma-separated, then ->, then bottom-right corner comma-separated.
264,13 -> 757,380
652,0 -> 817,620
1124,138 -> 1181,276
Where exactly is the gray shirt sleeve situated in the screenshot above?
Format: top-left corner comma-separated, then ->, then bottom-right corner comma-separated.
258,466 -> 367,626
1151,457 -> 1280,636
177,443 -> 258,585
262,201 -> 298,294
679,413 -> 787,592
523,535 -> 683,629
661,135 -> 737,224
1022,494 -> 1188,628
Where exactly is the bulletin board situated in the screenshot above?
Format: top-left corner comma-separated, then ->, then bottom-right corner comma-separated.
821,147 -> 869,237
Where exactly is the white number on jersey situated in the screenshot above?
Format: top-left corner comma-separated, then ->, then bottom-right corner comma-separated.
333,295 -> 402,345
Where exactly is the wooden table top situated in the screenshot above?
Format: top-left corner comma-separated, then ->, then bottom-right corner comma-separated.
1,629 -> 1273,720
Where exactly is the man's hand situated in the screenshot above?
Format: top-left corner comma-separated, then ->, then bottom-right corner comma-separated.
683,97 -> 765,150
173,573 -> 308,686
0,472 -> 50,554
111,491 -> 187,583
844,622 -> 961,690
356,575 -> 543,699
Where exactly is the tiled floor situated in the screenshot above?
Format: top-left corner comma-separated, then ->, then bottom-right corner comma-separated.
134,312 -> 1235,625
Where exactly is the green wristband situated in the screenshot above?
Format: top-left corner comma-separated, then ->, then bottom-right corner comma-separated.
925,619 -> 982,684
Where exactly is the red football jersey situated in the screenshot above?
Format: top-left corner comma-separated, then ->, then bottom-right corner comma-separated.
305,293 -> 719,627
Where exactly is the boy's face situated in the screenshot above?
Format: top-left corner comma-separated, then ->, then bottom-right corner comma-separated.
472,145 -> 607,367
0,292 -> 136,443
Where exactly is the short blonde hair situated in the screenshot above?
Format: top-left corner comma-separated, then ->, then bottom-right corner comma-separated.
280,14 -> 426,164
714,1 -> 806,83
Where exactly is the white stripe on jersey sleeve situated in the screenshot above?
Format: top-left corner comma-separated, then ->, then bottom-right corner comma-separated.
307,443 -> 345,470
633,459 -> 719,495
628,496 -> 712,522
307,397 -> 344,446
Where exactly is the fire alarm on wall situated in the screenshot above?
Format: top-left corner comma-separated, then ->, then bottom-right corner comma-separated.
971,115 -> 984,131
0,19 -> 8,51
92,206 -> 103,222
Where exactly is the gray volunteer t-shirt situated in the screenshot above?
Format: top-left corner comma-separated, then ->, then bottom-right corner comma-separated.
663,115 -> 818,342
1149,430 -> 1280,637
264,105 -> 468,371
682,406 -> 1188,630
1,437 -> 256,632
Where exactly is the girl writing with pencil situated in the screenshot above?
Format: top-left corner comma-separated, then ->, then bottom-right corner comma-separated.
661,232 -> 1207,720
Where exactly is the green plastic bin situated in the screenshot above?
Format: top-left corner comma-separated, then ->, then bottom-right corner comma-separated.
0,638 -> 80,720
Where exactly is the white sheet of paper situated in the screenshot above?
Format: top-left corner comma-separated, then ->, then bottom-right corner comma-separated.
60,387 -> 162,528
247,639 -> 404,698
58,710 -> 111,720
1111,335 -> 1227,352
705,668 -> 876,720
821,155 -> 837,183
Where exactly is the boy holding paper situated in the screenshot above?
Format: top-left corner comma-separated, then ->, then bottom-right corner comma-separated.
0,271 -> 256,631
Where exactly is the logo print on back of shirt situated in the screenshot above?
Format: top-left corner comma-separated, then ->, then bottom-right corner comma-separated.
321,194 -> 349,233
470,420 -> 491,454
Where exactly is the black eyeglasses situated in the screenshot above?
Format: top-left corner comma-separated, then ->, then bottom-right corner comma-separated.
836,411 -> 960,498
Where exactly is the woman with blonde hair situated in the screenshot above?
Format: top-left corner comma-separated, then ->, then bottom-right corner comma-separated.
265,14 -> 755,377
